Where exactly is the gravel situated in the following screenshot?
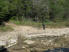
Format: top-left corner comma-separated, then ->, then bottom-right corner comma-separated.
0,26 -> 69,48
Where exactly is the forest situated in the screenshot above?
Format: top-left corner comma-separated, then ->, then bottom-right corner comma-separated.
0,0 -> 69,52
0,0 -> 69,27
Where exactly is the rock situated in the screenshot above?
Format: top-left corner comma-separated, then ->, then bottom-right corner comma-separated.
8,39 -> 17,44
24,40 -> 35,45
0,41 -> 6,46
22,46 -> 26,49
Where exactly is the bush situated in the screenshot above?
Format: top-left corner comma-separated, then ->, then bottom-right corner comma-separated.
0,25 -> 13,32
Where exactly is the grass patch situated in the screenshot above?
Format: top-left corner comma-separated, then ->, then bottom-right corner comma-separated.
10,19 -> 42,28
0,25 -> 14,32
46,20 -> 69,28
10,19 -> 69,28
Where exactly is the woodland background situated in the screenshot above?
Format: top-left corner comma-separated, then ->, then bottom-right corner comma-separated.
0,0 -> 69,27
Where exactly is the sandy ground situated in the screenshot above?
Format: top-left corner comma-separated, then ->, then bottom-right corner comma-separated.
0,23 -> 69,52
0,23 -> 69,44
0,23 -> 69,38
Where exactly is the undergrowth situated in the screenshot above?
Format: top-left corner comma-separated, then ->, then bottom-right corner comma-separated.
0,25 -> 13,32
10,19 -> 69,28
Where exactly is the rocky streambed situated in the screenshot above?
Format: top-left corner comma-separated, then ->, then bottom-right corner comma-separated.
8,34 -> 69,52
0,27 -> 69,52
0,27 -> 69,48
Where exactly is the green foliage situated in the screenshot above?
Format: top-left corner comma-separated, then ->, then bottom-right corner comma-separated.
0,0 -> 8,18
11,18 -> 41,27
0,0 -> 69,27
0,25 -> 13,32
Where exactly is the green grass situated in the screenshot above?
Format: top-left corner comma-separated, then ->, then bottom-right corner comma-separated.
0,25 -> 14,32
46,20 -> 69,28
10,19 -> 42,28
10,19 -> 69,28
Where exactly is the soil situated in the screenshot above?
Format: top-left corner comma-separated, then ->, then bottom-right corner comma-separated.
0,23 -> 69,52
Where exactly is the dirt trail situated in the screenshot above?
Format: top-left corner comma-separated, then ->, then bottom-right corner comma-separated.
5,23 -> 69,37
0,23 -> 69,47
